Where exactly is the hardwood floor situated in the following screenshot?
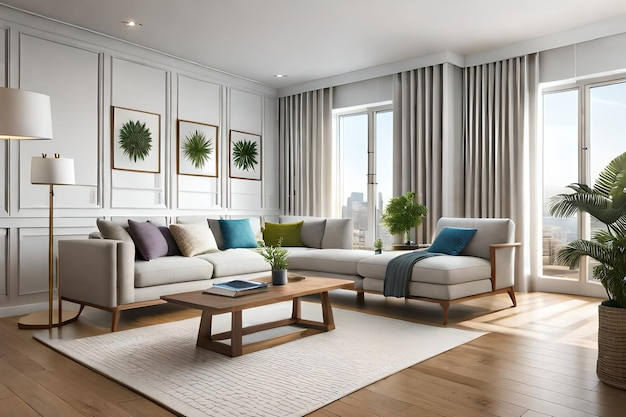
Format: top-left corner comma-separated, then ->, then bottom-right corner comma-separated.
1,291 -> 624,417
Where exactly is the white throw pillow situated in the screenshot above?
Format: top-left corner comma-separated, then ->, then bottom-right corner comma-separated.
169,223 -> 219,257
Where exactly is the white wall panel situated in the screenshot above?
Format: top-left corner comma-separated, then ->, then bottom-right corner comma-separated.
111,58 -> 167,208
177,75 -> 221,209
178,175 -> 218,209
111,170 -> 165,208
18,227 -> 92,296
0,28 -> 6,86
230,88 -> 263,135
0,229 -> 6,296
230,178 -> 262,209
18,35 -> 99,210
18,228 -> 48,296
230,89 -> 263,210
178,75 -> 221,126
264,97 -> 279,210
111,58 -> 166,114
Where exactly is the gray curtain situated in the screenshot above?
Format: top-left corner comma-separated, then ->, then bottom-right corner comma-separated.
393,65 -> 444,244
278,88 -> 333,217
463,54 -> 538,292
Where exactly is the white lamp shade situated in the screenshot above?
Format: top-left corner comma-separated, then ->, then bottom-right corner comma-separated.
31,156 -> 75,185
0,87 -> 53,140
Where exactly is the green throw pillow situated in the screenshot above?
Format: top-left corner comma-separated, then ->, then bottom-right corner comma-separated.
262,221 -> 304,247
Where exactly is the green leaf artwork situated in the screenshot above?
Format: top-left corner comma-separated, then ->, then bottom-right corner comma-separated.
119,120 -> 152,162
182,130 -> 213,169
232,139 -> 258,171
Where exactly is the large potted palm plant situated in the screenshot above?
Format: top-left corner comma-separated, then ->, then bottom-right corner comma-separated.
549,151 -> 626,389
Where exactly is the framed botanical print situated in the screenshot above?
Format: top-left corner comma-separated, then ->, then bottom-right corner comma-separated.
111,106 -> 160,173
177,120 -> 218,177
229,130 -> 261,181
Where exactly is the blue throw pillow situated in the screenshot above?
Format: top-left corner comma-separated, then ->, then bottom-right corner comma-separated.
219,219 -> 258,249
427,227 -> 477,256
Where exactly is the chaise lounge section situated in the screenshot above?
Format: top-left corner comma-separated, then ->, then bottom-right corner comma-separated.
353,217 -> 520,324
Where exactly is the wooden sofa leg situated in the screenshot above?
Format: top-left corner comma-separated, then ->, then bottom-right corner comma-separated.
440,301 -> 450,325
356,291 -> 365,304
111,309 -> 121,332
507,288 -> 517,307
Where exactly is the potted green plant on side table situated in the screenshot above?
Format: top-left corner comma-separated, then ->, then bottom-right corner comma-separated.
257,238 -> 290,285
381,191 -> 428,247
549,151 -> 626,390
373,238 -> 383,254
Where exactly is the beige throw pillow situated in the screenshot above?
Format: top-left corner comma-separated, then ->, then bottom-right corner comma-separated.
96,219 -> 133,243
169,223 -> 219,257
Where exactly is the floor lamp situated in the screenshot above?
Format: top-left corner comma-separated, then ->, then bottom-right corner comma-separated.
0,87 -> 76,329
18,154 -> 77,329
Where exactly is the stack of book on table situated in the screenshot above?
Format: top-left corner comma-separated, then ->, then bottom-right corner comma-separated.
203,280 -> 268,297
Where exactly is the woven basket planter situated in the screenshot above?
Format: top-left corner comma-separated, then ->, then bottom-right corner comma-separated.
597,304 -> 626,390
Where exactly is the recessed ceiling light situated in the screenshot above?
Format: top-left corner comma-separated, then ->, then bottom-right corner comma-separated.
273,74 -> 288,78
122,20 -> 142,27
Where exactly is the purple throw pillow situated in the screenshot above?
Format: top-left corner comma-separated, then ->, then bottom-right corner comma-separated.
127,220 -> 169,261
159,226 -> 182,256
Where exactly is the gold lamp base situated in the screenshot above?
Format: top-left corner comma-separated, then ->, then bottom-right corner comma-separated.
18,309 -> 80,329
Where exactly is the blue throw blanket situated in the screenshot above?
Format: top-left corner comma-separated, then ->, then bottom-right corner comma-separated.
384,250 -> 443,297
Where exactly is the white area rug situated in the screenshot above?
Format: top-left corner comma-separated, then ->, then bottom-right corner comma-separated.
36,302 -> 484,417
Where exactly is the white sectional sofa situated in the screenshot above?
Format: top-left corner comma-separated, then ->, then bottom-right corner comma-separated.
58,215 -> 519,330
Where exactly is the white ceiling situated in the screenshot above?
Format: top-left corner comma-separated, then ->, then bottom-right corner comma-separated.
2,0 -> 626,89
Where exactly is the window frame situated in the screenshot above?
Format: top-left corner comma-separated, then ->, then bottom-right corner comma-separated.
333,102 -> 392,249
536,73 -> 626,297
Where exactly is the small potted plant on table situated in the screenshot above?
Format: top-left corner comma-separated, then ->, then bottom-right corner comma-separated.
374,238 -> 383,254
257,238 -> 290,285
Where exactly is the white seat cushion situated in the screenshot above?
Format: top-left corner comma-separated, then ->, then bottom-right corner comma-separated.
135,256 -> 213,288
287,249 -> 373,275
357,251 -> 491,285
195,249 -> 270,278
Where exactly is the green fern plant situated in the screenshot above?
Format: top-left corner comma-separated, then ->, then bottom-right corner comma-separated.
232,139 -> 258,171
119,120 -> 152,162
183,130 -> 213,169
256,238 -> 289,271
549,151 -> 626,308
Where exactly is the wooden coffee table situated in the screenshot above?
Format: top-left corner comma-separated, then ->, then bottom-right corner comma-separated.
161,276 -> 354,357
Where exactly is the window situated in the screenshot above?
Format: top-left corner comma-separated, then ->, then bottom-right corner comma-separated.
335,104 -> 393,249
542,89 -> 579,278
540,77 -> 626,293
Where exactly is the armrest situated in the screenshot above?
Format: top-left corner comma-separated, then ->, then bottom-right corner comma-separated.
59,239 -> 135,308
489,242 -> 521,290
